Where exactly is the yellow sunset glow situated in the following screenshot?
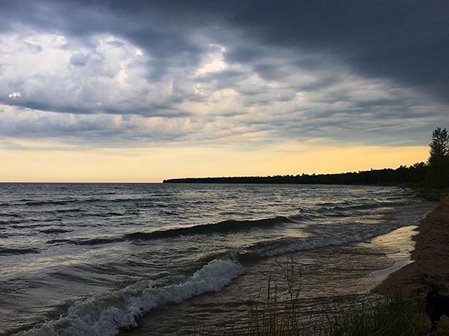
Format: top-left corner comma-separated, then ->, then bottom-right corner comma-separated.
0,143 -> 428,182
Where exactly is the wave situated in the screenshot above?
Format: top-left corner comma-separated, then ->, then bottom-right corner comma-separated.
195,250 -> 263,266
46,237 -> 118,246
88,211 -> 125,218
16,259 -> 244,336
250,223 -> 402,257
0,219 -> 24,225
0,212 -> 21,217
46,216 -> 296,246
53,208 -> 82,213
0,247 -> 39,255
321,203 -> 378,212
40,228 -> 72,234
22,197 -> 154,207
322,201 -> 407,213
124,216 -> 294,241
24,200 -> 72,206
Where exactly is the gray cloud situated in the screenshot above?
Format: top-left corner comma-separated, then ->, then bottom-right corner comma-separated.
70,52 -> 90,66
2,0 -> 447,97
0,0 -> 447,148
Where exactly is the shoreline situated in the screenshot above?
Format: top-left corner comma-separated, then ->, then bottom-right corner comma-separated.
118,195 -> 442,335
367,224 -> 419,285
122,219 -> 428,335
374,195 -> 449,298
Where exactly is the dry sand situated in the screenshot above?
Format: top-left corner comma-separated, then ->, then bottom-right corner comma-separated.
375,195 -> 449,299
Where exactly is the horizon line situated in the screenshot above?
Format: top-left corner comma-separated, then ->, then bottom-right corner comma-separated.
0,163 -> 424,184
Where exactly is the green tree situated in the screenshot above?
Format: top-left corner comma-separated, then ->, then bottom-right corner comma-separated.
427,127 -> 449,188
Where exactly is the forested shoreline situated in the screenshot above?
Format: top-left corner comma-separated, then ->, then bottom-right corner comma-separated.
164,128 -> 449,189
163,164 -> 427,186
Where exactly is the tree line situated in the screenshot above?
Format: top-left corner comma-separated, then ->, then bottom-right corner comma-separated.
164,128 -> 449,189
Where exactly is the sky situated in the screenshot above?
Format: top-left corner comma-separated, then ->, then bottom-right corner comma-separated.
0,0 -> 448,182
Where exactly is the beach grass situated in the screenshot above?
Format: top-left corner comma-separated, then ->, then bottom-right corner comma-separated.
220,257 -> 444,336
223,292 -> 442,336
323,294 -> 433,336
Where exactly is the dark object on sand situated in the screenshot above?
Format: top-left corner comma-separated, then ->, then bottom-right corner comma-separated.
426,290 -> 449,334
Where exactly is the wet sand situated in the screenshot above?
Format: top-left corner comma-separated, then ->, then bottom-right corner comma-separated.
375,195 -> 449,298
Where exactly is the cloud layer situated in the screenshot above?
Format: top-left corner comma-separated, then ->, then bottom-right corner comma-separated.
0,0 -> 448,149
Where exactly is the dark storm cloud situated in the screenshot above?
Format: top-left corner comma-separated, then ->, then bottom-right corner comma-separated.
0,0 -> 205,81
121,0 -> 449,100
227,1 -> 449,100
1,0 -> 448,98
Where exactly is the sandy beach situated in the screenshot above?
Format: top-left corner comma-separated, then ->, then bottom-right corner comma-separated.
375,195 -> 449,298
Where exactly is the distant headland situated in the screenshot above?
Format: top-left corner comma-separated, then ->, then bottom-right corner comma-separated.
163,164 -> 426,186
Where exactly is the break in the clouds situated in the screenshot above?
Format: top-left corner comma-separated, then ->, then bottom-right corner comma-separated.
0,0 -> 448,148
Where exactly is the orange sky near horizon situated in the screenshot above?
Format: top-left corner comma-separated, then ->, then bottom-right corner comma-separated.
0,143 -> 429,182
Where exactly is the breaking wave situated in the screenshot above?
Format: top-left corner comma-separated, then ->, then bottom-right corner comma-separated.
16,259 -> 244,336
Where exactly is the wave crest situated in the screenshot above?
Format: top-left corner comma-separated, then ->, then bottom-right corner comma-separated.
46,216 -> 296,246
124,216 -> 294,241
16,259 -> 244,336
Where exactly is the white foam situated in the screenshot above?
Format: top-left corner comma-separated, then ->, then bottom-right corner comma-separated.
16,259 -> 244,336
262,226 -> 395,257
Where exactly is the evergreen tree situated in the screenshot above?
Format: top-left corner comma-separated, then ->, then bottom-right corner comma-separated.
428,128 -> 449,188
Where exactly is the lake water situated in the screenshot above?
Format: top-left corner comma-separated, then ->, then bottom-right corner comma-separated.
0,183 -> 435,335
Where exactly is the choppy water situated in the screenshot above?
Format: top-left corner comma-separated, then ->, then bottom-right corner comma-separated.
0,183 -> 435,335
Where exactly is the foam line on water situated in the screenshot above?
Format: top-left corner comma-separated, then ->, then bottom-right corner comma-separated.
260,224 -> 401,257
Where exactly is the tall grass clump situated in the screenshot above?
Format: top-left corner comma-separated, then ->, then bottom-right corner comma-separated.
244,257 -> 306,336
325,294 -> 434,336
